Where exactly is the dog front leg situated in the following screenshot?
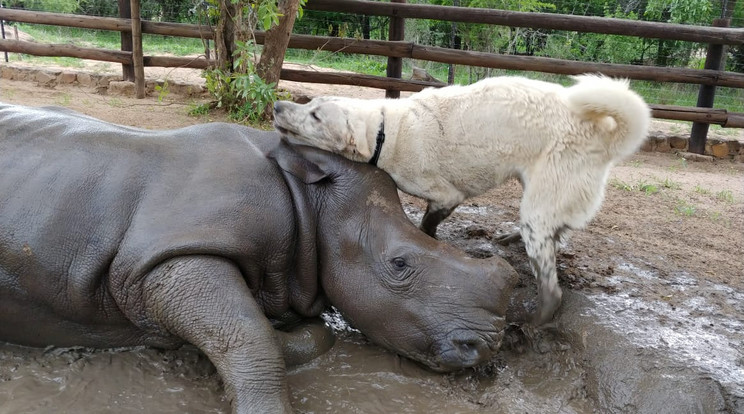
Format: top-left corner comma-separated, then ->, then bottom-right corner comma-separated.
420,202 -> 457,238
521,224 -> 563,325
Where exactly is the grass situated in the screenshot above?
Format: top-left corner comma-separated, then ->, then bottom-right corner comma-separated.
637,180 -> 659,195
674,200 -> 697,216
54,93 -> 73,106
716,190 -> 734,203
626,159 -> 644,167
610,178 -> 659,195
667,157 -> 688,172
13,23 -> 205,59
693,185 -> 712,196
658,177 -> 681,190
610,178 -> 634,191
188,102 -> 210,116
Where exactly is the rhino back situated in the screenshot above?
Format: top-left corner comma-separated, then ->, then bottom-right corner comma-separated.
0,104 -> 297,347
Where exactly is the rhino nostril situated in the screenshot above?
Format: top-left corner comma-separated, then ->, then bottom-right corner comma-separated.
451,337 -> 485,360
273,102 -> 282,113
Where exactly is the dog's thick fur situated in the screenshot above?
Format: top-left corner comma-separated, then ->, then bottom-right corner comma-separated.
274,75 -> 651,323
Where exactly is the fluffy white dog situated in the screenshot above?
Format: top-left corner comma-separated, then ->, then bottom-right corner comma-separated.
273,74 -> 651,324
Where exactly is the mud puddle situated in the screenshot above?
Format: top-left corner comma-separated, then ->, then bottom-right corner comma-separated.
0,319 -> 591,413
587,262 -> 744,399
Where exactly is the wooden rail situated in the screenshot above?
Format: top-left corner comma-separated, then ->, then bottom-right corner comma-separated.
3,26 -> 744,89
305,0 -> 744,45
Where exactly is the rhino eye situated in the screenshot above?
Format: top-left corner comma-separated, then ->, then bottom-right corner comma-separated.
391,257 -> 407,271
310,111 -> 320,121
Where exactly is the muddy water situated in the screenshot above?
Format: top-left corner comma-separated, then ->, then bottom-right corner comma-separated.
1,288 -> 736,413
0,319 -> 591,413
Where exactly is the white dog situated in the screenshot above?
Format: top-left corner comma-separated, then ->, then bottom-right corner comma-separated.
273,74 -> 651,324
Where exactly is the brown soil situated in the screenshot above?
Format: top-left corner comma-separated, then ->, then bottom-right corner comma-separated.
1,61 -> 743,413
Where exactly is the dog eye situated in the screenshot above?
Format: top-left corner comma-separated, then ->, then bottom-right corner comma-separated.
310,111 -> 320,121
391,257 -> 407,271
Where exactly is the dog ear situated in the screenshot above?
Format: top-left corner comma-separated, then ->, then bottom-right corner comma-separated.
267,140 -> 328,184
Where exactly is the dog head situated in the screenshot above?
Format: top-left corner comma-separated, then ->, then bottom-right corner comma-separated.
273,97 -> 374,161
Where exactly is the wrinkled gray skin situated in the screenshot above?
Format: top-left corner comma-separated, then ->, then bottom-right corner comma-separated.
0,103 -> 517,414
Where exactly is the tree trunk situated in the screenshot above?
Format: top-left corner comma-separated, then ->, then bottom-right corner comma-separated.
256,0 -> 301,86
215,0 -> 239,70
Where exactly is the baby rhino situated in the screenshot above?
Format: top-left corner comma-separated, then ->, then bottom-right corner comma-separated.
0,103 -> 518,414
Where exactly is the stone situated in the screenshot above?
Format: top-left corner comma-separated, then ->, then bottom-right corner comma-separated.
77,72 -> 92,86
710,142 -> 730,159
35,70 -> 57,85
677,152 -> 715,162
0,66 -> 12,80
640,136 -> 657,152
655,137 -> 672,153
169,82 -> 206,97
726,140 -> 741,154
108,80 -> 135,96
668,135 -> 688,150
58,72 -> 77,84
93,75 -> 116,88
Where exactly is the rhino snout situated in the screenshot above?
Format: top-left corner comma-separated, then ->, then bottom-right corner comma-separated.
434,329 -> 504,372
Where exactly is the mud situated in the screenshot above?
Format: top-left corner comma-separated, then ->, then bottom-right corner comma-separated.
1,292 -> 733,414
1,68 -> 743,413
1,208 -> 740,413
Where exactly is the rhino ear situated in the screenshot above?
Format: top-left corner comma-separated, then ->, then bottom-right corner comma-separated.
267,140 -> 328,184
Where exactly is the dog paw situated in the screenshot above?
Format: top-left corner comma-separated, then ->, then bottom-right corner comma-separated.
495,231 -> 522,246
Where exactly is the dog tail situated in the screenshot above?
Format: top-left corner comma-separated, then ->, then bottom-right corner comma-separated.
566,74 -> 651,159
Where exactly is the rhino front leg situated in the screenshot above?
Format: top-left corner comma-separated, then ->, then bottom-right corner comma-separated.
276,319 -> 335,367
141,256 -> 291,414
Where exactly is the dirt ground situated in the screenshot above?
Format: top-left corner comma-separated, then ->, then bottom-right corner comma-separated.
1,60 -> 743,413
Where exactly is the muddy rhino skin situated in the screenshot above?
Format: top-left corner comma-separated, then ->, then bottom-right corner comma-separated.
0,103 -> 517,414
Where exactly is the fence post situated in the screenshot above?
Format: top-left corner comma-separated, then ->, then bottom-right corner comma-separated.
689,18 -> 730,154
130,0 -> 145,98
385,0 -> 405,99
0,2 -> 7,63
447,0 -> 459,84
118,0 -> 134,81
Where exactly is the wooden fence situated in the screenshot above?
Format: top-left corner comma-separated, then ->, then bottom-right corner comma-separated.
1,0 -> 743,150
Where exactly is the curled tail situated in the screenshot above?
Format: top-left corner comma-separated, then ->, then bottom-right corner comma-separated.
566,74 -> 651,159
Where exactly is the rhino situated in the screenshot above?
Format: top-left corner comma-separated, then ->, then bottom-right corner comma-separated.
0,103 -> 517,413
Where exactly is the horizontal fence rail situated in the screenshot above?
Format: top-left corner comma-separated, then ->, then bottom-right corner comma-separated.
305,0 -> 744,45
2,9 -> 743,89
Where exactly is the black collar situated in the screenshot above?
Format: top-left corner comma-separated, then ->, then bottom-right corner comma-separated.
368,118 -> 385,166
